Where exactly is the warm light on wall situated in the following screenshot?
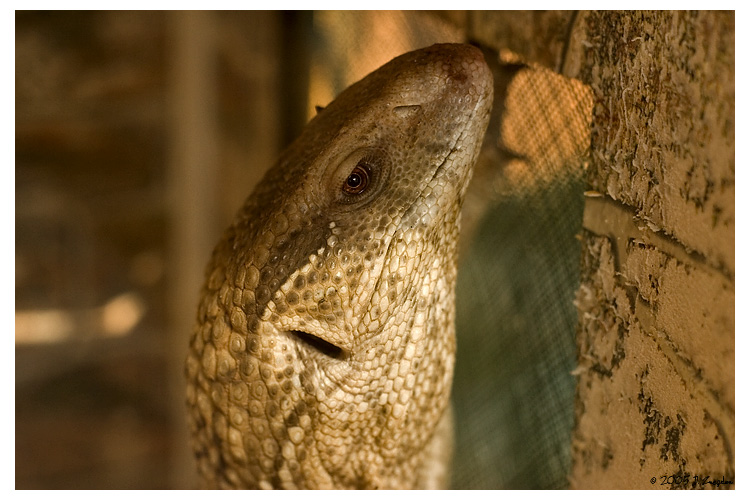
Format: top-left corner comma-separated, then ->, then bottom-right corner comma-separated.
15,292 -> 147,344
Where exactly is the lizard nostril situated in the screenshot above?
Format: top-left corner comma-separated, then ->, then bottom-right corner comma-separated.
392,104 -> 422,118
289,330 -> 344,359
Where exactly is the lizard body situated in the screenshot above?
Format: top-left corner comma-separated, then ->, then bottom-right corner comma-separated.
186,43 -> 493,489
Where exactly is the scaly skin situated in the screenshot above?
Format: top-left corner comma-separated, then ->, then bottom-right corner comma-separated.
186,43 -> 493,489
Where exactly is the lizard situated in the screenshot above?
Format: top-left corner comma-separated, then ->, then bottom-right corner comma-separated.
185,43 -> 493,489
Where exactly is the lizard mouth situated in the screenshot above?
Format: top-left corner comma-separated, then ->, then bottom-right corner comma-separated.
289,329 -> 346,359
426,90 -> 489,189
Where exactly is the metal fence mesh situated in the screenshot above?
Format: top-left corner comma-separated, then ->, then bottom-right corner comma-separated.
451,62 -> 592,489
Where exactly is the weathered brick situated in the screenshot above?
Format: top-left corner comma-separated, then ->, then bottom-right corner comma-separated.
576,11 -> 734,275
572,235 -> 733,489
623,242 -> 734,408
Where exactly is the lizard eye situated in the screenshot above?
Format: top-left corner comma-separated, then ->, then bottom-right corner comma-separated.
343,163 -> 371,195
327,148 -> 388,206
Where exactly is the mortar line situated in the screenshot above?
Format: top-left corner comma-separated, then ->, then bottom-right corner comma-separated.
582,194 -> 734,284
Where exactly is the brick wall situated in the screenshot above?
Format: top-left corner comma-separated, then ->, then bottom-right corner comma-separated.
468,10 -> 734,489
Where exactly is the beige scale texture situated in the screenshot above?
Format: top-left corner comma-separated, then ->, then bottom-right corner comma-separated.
185,44 -> 493,489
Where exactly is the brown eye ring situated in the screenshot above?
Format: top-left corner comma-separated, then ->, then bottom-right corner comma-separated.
328,148 -> 387,206
342,162 -> 371,195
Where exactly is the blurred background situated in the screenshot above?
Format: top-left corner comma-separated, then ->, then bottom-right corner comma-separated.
16,11 -> 590,489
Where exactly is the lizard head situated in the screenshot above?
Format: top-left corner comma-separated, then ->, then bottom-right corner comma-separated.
187,43 -> 493,488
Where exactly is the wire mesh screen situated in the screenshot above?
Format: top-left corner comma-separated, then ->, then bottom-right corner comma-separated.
452,62 -> 593,489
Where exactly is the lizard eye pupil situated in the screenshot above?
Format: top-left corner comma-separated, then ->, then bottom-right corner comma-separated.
343,163 -> 371,195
